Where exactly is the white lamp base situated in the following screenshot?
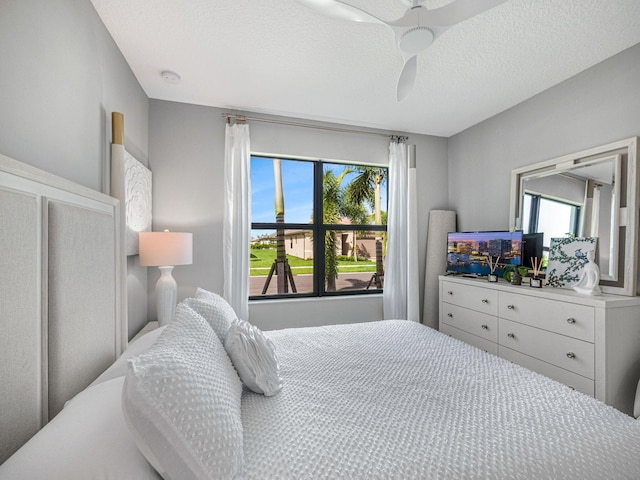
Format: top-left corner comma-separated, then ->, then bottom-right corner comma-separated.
155,266 -> 177,326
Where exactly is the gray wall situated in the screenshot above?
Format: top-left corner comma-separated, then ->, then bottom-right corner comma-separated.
0,0 -> 150,338
7,0 -> 639,333
448,43 -> 640,232
523,175 -> 586,206
149,100 -> 449,330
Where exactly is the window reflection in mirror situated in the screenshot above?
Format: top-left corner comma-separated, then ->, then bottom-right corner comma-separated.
523,194 -> 581,246
519,155 -> 619,281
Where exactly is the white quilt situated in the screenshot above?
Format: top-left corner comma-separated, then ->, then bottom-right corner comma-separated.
241,320 -> 640,479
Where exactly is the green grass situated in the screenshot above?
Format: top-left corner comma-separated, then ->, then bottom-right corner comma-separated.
249,248 -> 377,276
249,249 -> 313,268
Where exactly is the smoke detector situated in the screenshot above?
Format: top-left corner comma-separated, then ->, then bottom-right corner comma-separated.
161,70 -> 181,84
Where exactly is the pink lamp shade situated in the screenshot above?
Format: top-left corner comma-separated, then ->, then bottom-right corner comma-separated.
139,231 -> 193,267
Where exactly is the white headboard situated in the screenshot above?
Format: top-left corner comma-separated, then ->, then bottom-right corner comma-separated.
0,154 -> 126,463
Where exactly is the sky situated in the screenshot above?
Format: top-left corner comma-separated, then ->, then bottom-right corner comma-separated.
250,156 -> 387,233
447,231 -> 521,243
251,156 -> 313,224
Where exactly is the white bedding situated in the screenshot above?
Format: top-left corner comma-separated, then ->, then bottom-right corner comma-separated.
242,320 -> 640,479
2,319 -> 640,479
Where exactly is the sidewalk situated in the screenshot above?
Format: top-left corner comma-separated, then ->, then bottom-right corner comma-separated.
250,271 -> 378,295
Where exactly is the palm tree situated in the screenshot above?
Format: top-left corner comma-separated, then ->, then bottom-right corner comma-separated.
339,194 -> 368,262
274,159 -> 287,292
323,167 -> 351,291
261,158 -> 296,294
345,167 -> 387,288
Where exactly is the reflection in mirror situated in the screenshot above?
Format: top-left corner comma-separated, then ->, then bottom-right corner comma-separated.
509,136 -> 638,296
519,155 -> 619,281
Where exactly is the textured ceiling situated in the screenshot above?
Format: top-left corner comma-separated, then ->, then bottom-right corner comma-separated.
90,0 -> 640,137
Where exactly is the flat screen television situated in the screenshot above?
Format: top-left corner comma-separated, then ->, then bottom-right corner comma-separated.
446,230 -> 523,276
522,232 -> 544,269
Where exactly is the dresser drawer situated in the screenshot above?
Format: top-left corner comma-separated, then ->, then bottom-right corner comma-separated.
442,281 -> 498,316
498,291 -> 594,342
441,324 -> 498,355
499,346 -> 594,397
499,318 -> 594,379
441,303 -> 498,343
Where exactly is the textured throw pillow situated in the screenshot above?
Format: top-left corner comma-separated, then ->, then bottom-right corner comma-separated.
195,287 -> 235,312
224,318 -> 282,396
122,303 -> 244,480
91,326 -> 167,387
183,296 -> 236,344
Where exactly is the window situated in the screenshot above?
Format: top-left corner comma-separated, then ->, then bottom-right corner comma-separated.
523,193 -> 581,250
249,156 -> 388,299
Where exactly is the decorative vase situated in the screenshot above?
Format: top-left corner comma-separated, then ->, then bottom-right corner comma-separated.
510,269 -> 522,285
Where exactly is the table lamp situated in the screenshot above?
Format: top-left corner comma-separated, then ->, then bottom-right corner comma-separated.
139,230 -> 193,326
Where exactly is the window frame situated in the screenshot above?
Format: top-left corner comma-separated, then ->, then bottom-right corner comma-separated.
249,156 -> 388,300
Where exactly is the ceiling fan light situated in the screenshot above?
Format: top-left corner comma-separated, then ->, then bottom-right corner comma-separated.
398,26 -> 434,54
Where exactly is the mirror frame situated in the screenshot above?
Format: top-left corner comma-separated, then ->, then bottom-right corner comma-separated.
509,136 -> 639,296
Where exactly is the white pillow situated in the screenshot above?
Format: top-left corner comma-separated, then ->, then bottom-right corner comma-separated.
0,377 -> 159,480
90,326 -> 167,386
195,287 -> 238,322
195,287 -> 226,304
184,293 -> 237,342
224,318 -> 282,396
122,303 -> 244,480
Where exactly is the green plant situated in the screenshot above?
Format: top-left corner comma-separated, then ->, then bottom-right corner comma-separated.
250,243 -> 275,250
336,254 -> 372,262
502,264 -> 514,282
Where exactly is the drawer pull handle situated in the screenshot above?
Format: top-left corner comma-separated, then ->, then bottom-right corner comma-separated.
507,333 -> 515,339
566,317 -> 576,324
482,299 -> 489,304
566,352 -> 576,359
447,291 -> 453,295
481,324 -> 489,330
507,304 -> 515,310
447,313 -> 453,318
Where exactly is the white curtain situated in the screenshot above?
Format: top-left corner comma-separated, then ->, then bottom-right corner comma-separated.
223,122 -> 251,320
383,140 -> 419,321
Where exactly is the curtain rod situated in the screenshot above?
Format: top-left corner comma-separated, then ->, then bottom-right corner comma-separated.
222,113 -> 408,142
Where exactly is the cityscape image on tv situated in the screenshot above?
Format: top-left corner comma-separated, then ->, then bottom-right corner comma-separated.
447,231 -> 522,276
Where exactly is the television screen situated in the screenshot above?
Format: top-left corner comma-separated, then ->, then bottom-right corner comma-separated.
522,232 -> 544,269
446,231 -> 523,276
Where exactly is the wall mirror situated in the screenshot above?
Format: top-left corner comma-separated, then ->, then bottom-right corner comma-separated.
509,137 -> 639,296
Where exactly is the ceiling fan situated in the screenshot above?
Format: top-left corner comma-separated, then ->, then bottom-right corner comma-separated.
296,0 -> 508,101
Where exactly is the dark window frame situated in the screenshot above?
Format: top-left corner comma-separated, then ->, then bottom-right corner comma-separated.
250,157 -> 387,300
524,192 -> 581,251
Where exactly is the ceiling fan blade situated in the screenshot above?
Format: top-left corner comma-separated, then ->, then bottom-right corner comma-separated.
396,55 -> 417,102
423,0 -> 507,27
295,0 -> 385,25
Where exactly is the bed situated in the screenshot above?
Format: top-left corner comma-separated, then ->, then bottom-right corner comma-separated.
2,154 -> 640,479
2,297 -> 640,479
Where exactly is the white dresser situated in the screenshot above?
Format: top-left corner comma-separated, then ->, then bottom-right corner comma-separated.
439,275 -> 640,415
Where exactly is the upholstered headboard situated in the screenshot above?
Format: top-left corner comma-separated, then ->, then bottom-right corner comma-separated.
0,154 -> 125,463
